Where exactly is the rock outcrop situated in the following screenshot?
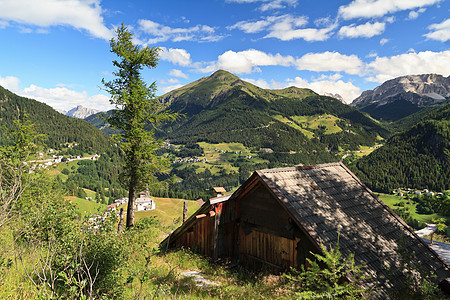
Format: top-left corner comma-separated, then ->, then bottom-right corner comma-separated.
66,105 -> 100,119
352,74 -> 450,107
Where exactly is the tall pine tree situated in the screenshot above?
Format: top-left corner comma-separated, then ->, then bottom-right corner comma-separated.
102,24 -> 176,228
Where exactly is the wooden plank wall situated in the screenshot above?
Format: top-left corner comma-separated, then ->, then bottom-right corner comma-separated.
175,213 -> 215,256
239,228 -> 300,269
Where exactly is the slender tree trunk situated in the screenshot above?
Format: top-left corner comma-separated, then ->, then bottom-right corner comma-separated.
126,169 -> 137,228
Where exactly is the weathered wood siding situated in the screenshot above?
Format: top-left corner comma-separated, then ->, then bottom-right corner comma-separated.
235,184 -> 301,269
174,212 -> 215,257
238,228 -> 300,269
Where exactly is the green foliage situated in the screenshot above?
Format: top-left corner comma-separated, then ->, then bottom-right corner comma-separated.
0,85 -> 114,154
285,237 -> 369,299
0,116 -> 45,230
350,103 -> 450,193
103,24 -> 177,227
389,239 -> 444,299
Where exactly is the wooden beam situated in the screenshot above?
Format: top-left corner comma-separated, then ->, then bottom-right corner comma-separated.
196,214 -> 207,219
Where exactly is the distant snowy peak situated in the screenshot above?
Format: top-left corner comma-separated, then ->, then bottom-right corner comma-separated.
66,105 -> 101,119
352,74 -> 450,107
322,92 -> 344,102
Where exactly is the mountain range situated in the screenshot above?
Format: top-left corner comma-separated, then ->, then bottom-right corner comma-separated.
0,85 -> 113,153
352,74 -> 450,121
1,69 -> 449,193
156,70 -> 387,156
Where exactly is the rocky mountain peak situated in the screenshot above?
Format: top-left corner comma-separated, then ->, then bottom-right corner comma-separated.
352,74 -> 450,107
66,105 -> 101,119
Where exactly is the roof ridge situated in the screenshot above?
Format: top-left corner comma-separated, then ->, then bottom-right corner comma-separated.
258,162 -> 341,174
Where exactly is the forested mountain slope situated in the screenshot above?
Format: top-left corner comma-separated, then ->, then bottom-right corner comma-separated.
156,70 -> 388,161
350,102 -> 450,192
0,85 -> 113,153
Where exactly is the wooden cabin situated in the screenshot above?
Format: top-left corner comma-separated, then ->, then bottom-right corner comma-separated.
212,187 -> 226,197
162,162 -> 449,296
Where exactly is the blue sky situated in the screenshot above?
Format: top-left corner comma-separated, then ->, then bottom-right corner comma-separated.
0,0 -> 449,111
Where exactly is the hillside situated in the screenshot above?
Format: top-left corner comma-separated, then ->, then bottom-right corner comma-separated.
350,102 -> 450,192
157,70 -> 388,158
353,74 -> 450,121
0,85 -> 114,154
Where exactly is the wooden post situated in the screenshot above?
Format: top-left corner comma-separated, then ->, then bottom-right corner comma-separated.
117,208 -> 124,233
183,201 -> 188,223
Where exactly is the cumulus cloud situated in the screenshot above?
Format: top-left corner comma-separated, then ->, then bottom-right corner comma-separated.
201,49 -> 295,74
160,78 -> 180,85
0,0 -> 113,39
159,48 -> 192,67
0,74 -> 112,111
295,52 -> 364,75
0,75 -> 20,92
425,19 -> 450,42
289,77 -> 361,103
137,19 -> 224,44
169,69 -> 188,79
159,84 -> 183,95
338,0 -> 441,20
380,38 -> 389,45
20,84 -> 111,111
243,76 -> 361,103
407,8 -> 426,20
367,50 -> 450,82
225,0 -> 298,11
228,14 -> 336,42
338,21 -> 385,38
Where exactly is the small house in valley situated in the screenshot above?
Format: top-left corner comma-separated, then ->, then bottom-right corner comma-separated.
135,192 -> 155,211
212,187 -> 226,197
162,162 -> 449,297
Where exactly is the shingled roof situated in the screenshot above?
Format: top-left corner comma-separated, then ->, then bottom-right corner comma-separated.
256,162 -> 449,295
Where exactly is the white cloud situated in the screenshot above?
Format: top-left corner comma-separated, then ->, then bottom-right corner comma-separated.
0,74 -> 112,111
160,78 -> 180,85
227,18 -> 274,33
169,69 -> 188,79
367,50 -> 450,82
137,19 -> 224,44
295,52 -> 364,75
243,76 -> 361,103
0,0 -> 113,40
202,49 -> 295,74
290,78 -> 361,103
229,14 -> 336,42
159,48 -> 192,67
380,38 -> 389,45
264,15 -> 335,41
338,0 -> 441,20
425,19 -> 450,42
338,21 -> 385,38
225,0 -> 298,11
407,8 -> 426,20
159,84 -> 183,95
0,75 -> 20,92
20,84 -> 112,111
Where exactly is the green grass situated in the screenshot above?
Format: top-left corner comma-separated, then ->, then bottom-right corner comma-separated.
272,115 -> 315,138
171,142 -> 265,176
291,114 -> 343,135
120,197 -> 200,227
66,196 -> 106,216
377,193 -> 447,224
